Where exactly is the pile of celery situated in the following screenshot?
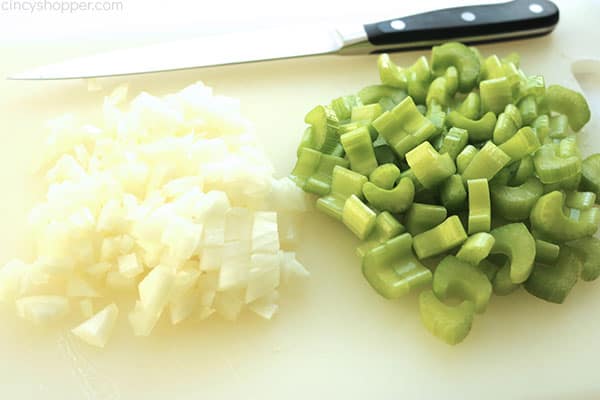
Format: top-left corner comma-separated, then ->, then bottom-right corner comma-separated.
289,42 -> 600,345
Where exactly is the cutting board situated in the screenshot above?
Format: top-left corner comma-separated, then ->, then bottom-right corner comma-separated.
1,1 -> 600,399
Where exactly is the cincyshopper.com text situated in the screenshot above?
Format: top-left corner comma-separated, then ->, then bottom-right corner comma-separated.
1,0 -> 123,13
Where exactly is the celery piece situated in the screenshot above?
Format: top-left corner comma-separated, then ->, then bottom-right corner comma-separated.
431,42 -> 481,93
566,236 -> 600,281
493,104 -> 522,145
480,77 -> 513,114
440,174 -> 467,211
372,96 -> 437,157
530,191 -> 598,242
406,142 -> 456,189
419,290 -> 475,345
535,239 -> 560,265
433,255 -> 492,313
342,195 -> 377,240
462,141 -> 510,181
545,85 -> 591,132
362,233 -> 432,298
456,233 -> 495,265
524,247 -> 581,304
316,166 -> 368,220
363,177 -> 415,214
456,92 -> 481,120
359,85 -> 407,105
548,114 -> 569,139
405,203 -> 447,235
467,179 -> 491,234
498,127 -> 541,162
439,127 -> 469,160
490,177 -> 543,222
340,126 -> 378,176
580,154 -> 600,196
290,147 -> 349,195
493,264 -> 520,296
456,145 -> 478,174
357,212 -> 406,258
446,111 -> 497,143
304,105 -> 340,154
518,95 -> 538,126
331,95 -> 362,121
351,103 -> 383,124
489,223 -> 536,283
413,216 -> 468,259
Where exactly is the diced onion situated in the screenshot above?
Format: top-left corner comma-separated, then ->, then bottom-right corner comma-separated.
0,82 -> 310,347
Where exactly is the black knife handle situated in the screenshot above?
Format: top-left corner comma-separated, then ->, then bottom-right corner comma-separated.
364,0 -> 559,51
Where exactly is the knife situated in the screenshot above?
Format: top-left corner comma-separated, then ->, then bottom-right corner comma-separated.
8,0 -> 558,80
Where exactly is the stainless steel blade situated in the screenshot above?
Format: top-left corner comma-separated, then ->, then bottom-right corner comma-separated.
8,25 -> 348,80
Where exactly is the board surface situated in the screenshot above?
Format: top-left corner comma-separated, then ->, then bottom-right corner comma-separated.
0,1 -> 599,399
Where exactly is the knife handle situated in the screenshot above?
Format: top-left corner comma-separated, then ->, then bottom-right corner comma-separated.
363,0 -> 559,52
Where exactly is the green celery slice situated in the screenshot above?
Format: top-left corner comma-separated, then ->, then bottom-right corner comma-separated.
433,255 -> 492,313
413,216 -> 468,259
342,195 -> 377,240
524,247 -> 581,304
467,178 -> 491,234
489,223 -> 536,283
419,290 -> 475,345
362,233 -> 432,298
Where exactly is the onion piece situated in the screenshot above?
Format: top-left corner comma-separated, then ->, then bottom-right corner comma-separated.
71,303 -> 119,348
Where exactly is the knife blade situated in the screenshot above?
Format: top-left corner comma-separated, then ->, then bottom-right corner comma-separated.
8,0 -> 559,80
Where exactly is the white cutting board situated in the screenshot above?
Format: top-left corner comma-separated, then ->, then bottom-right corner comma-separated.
1,1 -> 600,399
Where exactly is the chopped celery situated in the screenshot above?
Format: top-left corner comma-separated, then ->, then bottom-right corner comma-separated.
480,77 -> 513,114
372,97 -> 437,157
439,127 -> 468,160
413,216 -> 468,259
342,195 -> 377,240
490,177 -> 543,222
433,255 -> 492,313
331,95 -> 362,121
316,166 -> 367,220
462,141 -> 510,181
524,247 -> 581,304
368,164 -> 400,190
489,223 -> 535,283
405,203 -> 447,235
363,177 -> 415,213
290,148 -> 349,195
535,239 -> 560,265
357,212 -> 406,258
304,105 -> 340,154
446,111 -> 497,143
340,127 -> 378,176
431,42 -> 480,92
580,154 -> 600,196
498,127 -> 540,162
456,232 -> 495,265
530,191 -> 598,242
566,237 -> 600,281
290,43 -> 600,346
440,175 -> 467,212
545,85 -> 591,131
467,179 -> 491,234
406,142 -> 456,189
351,103 -> 383,123
362,234 -> 432,298
359,85 -> 407,105
456,92 -> 481,120
492,104 -> 522,145
419,290 -> 475,345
